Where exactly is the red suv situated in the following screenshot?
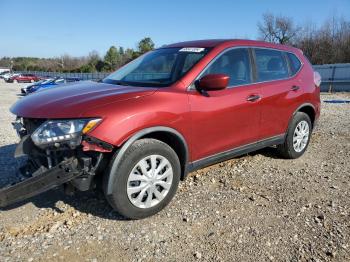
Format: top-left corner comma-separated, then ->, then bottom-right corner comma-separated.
8,74 -> 41,83
2,40 -> 321,219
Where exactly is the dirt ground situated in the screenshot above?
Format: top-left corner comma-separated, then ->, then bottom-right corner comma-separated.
0,81 -> 349,262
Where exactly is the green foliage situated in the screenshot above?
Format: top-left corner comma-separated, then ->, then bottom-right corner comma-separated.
138,37 -> 155,54
79,64 -> 96,73
103,46 -> 120,71
0,37 -> 157,73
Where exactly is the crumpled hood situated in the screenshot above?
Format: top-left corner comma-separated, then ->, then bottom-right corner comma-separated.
11,81 -> 156,118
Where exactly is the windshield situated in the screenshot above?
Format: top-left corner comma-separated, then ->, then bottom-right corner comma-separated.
41,79 -> 54,84
103,47 -> 209,87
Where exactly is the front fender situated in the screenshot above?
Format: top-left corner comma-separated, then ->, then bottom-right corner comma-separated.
104,126 -> 189,195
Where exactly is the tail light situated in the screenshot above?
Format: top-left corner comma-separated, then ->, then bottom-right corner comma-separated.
314,71 -> 321,88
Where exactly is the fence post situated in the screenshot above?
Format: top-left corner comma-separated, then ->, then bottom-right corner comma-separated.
329,66 -> 336,93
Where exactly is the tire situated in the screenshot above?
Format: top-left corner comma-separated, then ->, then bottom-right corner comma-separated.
277,112 -> 312,159
104,138 -> 181,219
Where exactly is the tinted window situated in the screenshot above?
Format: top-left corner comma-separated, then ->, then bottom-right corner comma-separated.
255,49 -> 289,81
201,48 -> 252,87
287,53 -> 302,75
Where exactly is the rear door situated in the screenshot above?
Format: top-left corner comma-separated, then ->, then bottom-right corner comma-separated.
254,48 -> 301,139
189,48 -> 261,161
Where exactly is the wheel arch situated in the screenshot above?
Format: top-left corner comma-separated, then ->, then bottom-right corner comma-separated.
105,126 -> 190,195
294,103 -> 316,128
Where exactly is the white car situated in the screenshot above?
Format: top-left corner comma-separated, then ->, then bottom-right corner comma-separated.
2,73 -> 20,81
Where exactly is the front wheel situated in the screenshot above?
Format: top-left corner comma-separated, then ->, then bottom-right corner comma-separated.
277,112 -> 312,159
104,138 -> 181,219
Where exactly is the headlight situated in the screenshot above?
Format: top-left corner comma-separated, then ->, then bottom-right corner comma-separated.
31,118 -> 101,147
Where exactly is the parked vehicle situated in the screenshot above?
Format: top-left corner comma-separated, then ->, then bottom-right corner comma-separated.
2,73 -> 19,81
26,77 -> 80,94
0,69 -> 10,78
2,39 -> 321,219
0,68 -> 10,74
0,71 -> 9,79
7,74 -> 41,83
21,78 -> 54,94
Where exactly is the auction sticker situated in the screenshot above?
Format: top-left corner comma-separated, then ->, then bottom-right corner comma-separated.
179,47 -> 205,53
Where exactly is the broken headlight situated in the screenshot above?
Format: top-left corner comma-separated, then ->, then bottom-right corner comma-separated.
31,119 -> 101,148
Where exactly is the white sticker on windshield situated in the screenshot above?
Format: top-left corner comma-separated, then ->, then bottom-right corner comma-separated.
179,47 -> 205,53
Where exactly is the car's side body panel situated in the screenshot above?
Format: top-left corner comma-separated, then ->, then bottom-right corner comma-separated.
187,84 -> 261,160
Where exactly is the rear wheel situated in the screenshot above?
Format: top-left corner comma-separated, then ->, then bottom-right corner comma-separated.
104,139 -> 181,219
277,112 -> 312,159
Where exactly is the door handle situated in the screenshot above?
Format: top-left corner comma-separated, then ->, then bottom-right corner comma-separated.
291,85 -> 300,91
246,94 -> 261,102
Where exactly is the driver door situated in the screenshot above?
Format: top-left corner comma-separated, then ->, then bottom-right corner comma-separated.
189,48 -> 261,161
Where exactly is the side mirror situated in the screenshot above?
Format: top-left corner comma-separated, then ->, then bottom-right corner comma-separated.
196,74 -> 230,91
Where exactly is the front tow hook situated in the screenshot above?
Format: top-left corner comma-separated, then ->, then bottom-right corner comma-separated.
0,158 -> 81,208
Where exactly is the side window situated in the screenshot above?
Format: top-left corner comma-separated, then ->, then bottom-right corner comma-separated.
201,48 -> 252,87
287,53 -> 302,75
254,49 -> 289,82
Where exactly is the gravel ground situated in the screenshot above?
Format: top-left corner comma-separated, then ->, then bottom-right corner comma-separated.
0,80 -> 349,262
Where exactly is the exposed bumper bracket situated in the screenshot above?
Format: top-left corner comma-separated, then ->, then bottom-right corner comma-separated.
0,158 -> 81,208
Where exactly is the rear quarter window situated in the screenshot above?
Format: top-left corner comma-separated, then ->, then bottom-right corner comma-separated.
254,49 -> 289,82
287,53 -> 302,75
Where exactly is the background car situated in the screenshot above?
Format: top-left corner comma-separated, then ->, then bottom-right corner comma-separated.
21,78 -> 54,94
7,74 -> 41,83
26,77 -> 80,94
0,68 -> 10,74
0,71 -> 11,79
2,73 -> 19,81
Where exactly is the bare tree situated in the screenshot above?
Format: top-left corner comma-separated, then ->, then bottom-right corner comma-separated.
296,15 -> 350,64
258,13 -> 300,44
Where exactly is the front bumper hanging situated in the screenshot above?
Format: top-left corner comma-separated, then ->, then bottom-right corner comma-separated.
0,157 -> 81,208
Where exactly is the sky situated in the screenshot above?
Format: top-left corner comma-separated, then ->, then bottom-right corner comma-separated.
0,0 -> 349,58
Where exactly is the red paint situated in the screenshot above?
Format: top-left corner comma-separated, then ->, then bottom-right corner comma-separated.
81,141 -> 112,153
9,74 -> 41,83
197,74 -> 229,90
11,40 -> 320,163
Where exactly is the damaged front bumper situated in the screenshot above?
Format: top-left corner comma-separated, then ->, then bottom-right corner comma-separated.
0,157 -> 80,207
0,118 -> 112,208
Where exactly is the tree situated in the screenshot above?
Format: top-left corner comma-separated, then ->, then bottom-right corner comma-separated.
118,47 -> 125,55
258,13 -> 300,44
295,15 -> 350,64
138,37 -> 155,54
103,46 -> 120,71
88,51 -> 100,65
79,63 -> 95,73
